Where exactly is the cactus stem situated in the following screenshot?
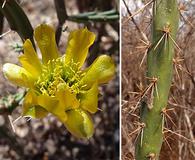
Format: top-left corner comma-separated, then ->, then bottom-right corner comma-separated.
0,0 -> 34,47
135,0 -> 179,159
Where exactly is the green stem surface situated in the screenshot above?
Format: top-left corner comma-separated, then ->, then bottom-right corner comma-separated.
0,0 -> 34,46
136,0 -> 179,159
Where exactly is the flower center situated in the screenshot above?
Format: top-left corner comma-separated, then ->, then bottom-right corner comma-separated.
35,58 -> 85,96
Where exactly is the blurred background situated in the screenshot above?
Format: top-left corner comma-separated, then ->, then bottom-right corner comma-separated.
122,0 -> 195,160
0,0 -> 119,160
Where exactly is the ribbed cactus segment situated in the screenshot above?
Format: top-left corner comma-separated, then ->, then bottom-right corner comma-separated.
0,0 -> 34,45
135,0 -> 179,160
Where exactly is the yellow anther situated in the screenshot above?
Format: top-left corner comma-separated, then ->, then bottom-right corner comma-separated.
35,57 -> 85,96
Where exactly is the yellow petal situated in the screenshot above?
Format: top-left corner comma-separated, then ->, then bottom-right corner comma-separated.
34,24 -> 59,64
23,91 -> 48,118
56,83 -> 80,111
3,63 -> 34,88
23,91 -> 68,122
64,28 -> 96,68
37,94 -> 67,123
19,39 -> 42,78
24,106 -> 48,118
81,55 -> 115,89
79,82 -> 98,113
64,109 -> 94,138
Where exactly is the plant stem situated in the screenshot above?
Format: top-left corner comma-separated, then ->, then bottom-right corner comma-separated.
67,10 -> 119,23
54,0 -> 68,45
0,11 -> 4,37
0,0 -> 34,47
135,0 -> 179,159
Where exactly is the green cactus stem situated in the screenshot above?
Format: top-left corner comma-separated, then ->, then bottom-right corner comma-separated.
0,0 -> 34,46
68,10 -> 119,22
135,0 -> 179,159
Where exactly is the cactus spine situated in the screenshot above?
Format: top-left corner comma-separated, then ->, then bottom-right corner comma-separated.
135,0 -> 179,160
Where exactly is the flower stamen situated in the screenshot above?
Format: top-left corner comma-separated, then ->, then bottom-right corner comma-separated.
35,58 -> 85,96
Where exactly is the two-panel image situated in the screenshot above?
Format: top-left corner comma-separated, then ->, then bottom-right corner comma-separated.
0,0 -> 194,160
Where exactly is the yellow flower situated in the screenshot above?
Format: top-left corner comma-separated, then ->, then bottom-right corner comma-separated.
3,24 -> 115,138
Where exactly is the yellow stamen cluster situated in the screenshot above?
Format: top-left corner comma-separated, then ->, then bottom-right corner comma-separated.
35,58 -> 85,96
